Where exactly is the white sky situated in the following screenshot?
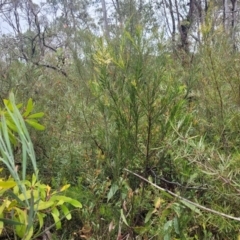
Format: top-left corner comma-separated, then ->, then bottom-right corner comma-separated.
0,0 -> 44,34
0,0 -> 99,35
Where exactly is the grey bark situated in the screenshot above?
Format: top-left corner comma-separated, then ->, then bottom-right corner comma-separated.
101,0 -> 110,38
223,0 -> 230,30
230,0 -> 237,49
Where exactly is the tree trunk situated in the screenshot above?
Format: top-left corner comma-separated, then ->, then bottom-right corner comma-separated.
101,0 -> 110,38
230,0 -> 237,50
223,0 -> 230,31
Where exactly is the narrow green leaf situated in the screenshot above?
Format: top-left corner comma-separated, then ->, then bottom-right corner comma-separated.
6,120 -> 18,132
180,200 -> 202,215
31,174 -> 37,186
173,217 -> 180,234
36,212 -> 46,235
16,103 -> 23,109
3,99 -> 12,111
60,205 -> 71,220
3,99 -> 9,106
0,218 -> 24,226
23,98 -> 33,117
27,191 -> 35,229
60,184 -> 70,192
7,129 -> 17,145
52,207 -> 60,217
120,209 -> 129,226
144,209 -> 154,224
7,191 -> 27,207
0,219 -> 3,235
51,211 -> 61,230
27,112 -> 44,119
25,119 -> 45,130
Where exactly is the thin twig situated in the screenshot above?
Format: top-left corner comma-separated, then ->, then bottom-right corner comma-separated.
124,168 -> 240,222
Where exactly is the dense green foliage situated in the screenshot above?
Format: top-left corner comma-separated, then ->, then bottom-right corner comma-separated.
0,94 -> 81,239
1,2 -> 240,238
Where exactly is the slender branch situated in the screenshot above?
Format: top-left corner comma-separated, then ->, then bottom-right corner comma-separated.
124,168 -> 240,222
101,0 -> 110,38
42,28 -> 57,52
33,62 -> 68,77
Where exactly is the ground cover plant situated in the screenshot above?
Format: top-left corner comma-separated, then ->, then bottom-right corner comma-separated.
0,93 -> 82,239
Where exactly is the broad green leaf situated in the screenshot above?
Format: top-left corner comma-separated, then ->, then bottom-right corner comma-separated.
23,98 -> 33,117
36,212 -> 46,235
60,184 -> 70,192
3,99 -> 12,110
6,120 -> 18,132
60,205 -> 71,220
22,180 -> 32,188
0,219 -> 3,235
56,200 -> 64,206
23,225 -> 33,240
25,119 -> 45,130
164,219 -> 172,231
4,101 -> 22,111
18,190 -> 39,201
52,207 -> 60,217
144,209 -> 154,224
154,197 -> 164,209
14,208 -> 27,224
51,210 -> 61,230
16,103 -> 23,109
164,233 -> 171,240
14,208 -> 27,238
107,183 -> 118,202
0,201 -> 7,215
27,112 -> 44,119
15,223 -> 26,239
13,185 -> 19,195
37,200 -> 55,210
3,99 -> 9,105
7,199 -> 18,209
51,195 -> 82,208
31,174 -> 37,186
0,180 -> 16,188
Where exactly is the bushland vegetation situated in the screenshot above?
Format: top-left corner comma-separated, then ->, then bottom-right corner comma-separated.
1,1 -> 240,239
